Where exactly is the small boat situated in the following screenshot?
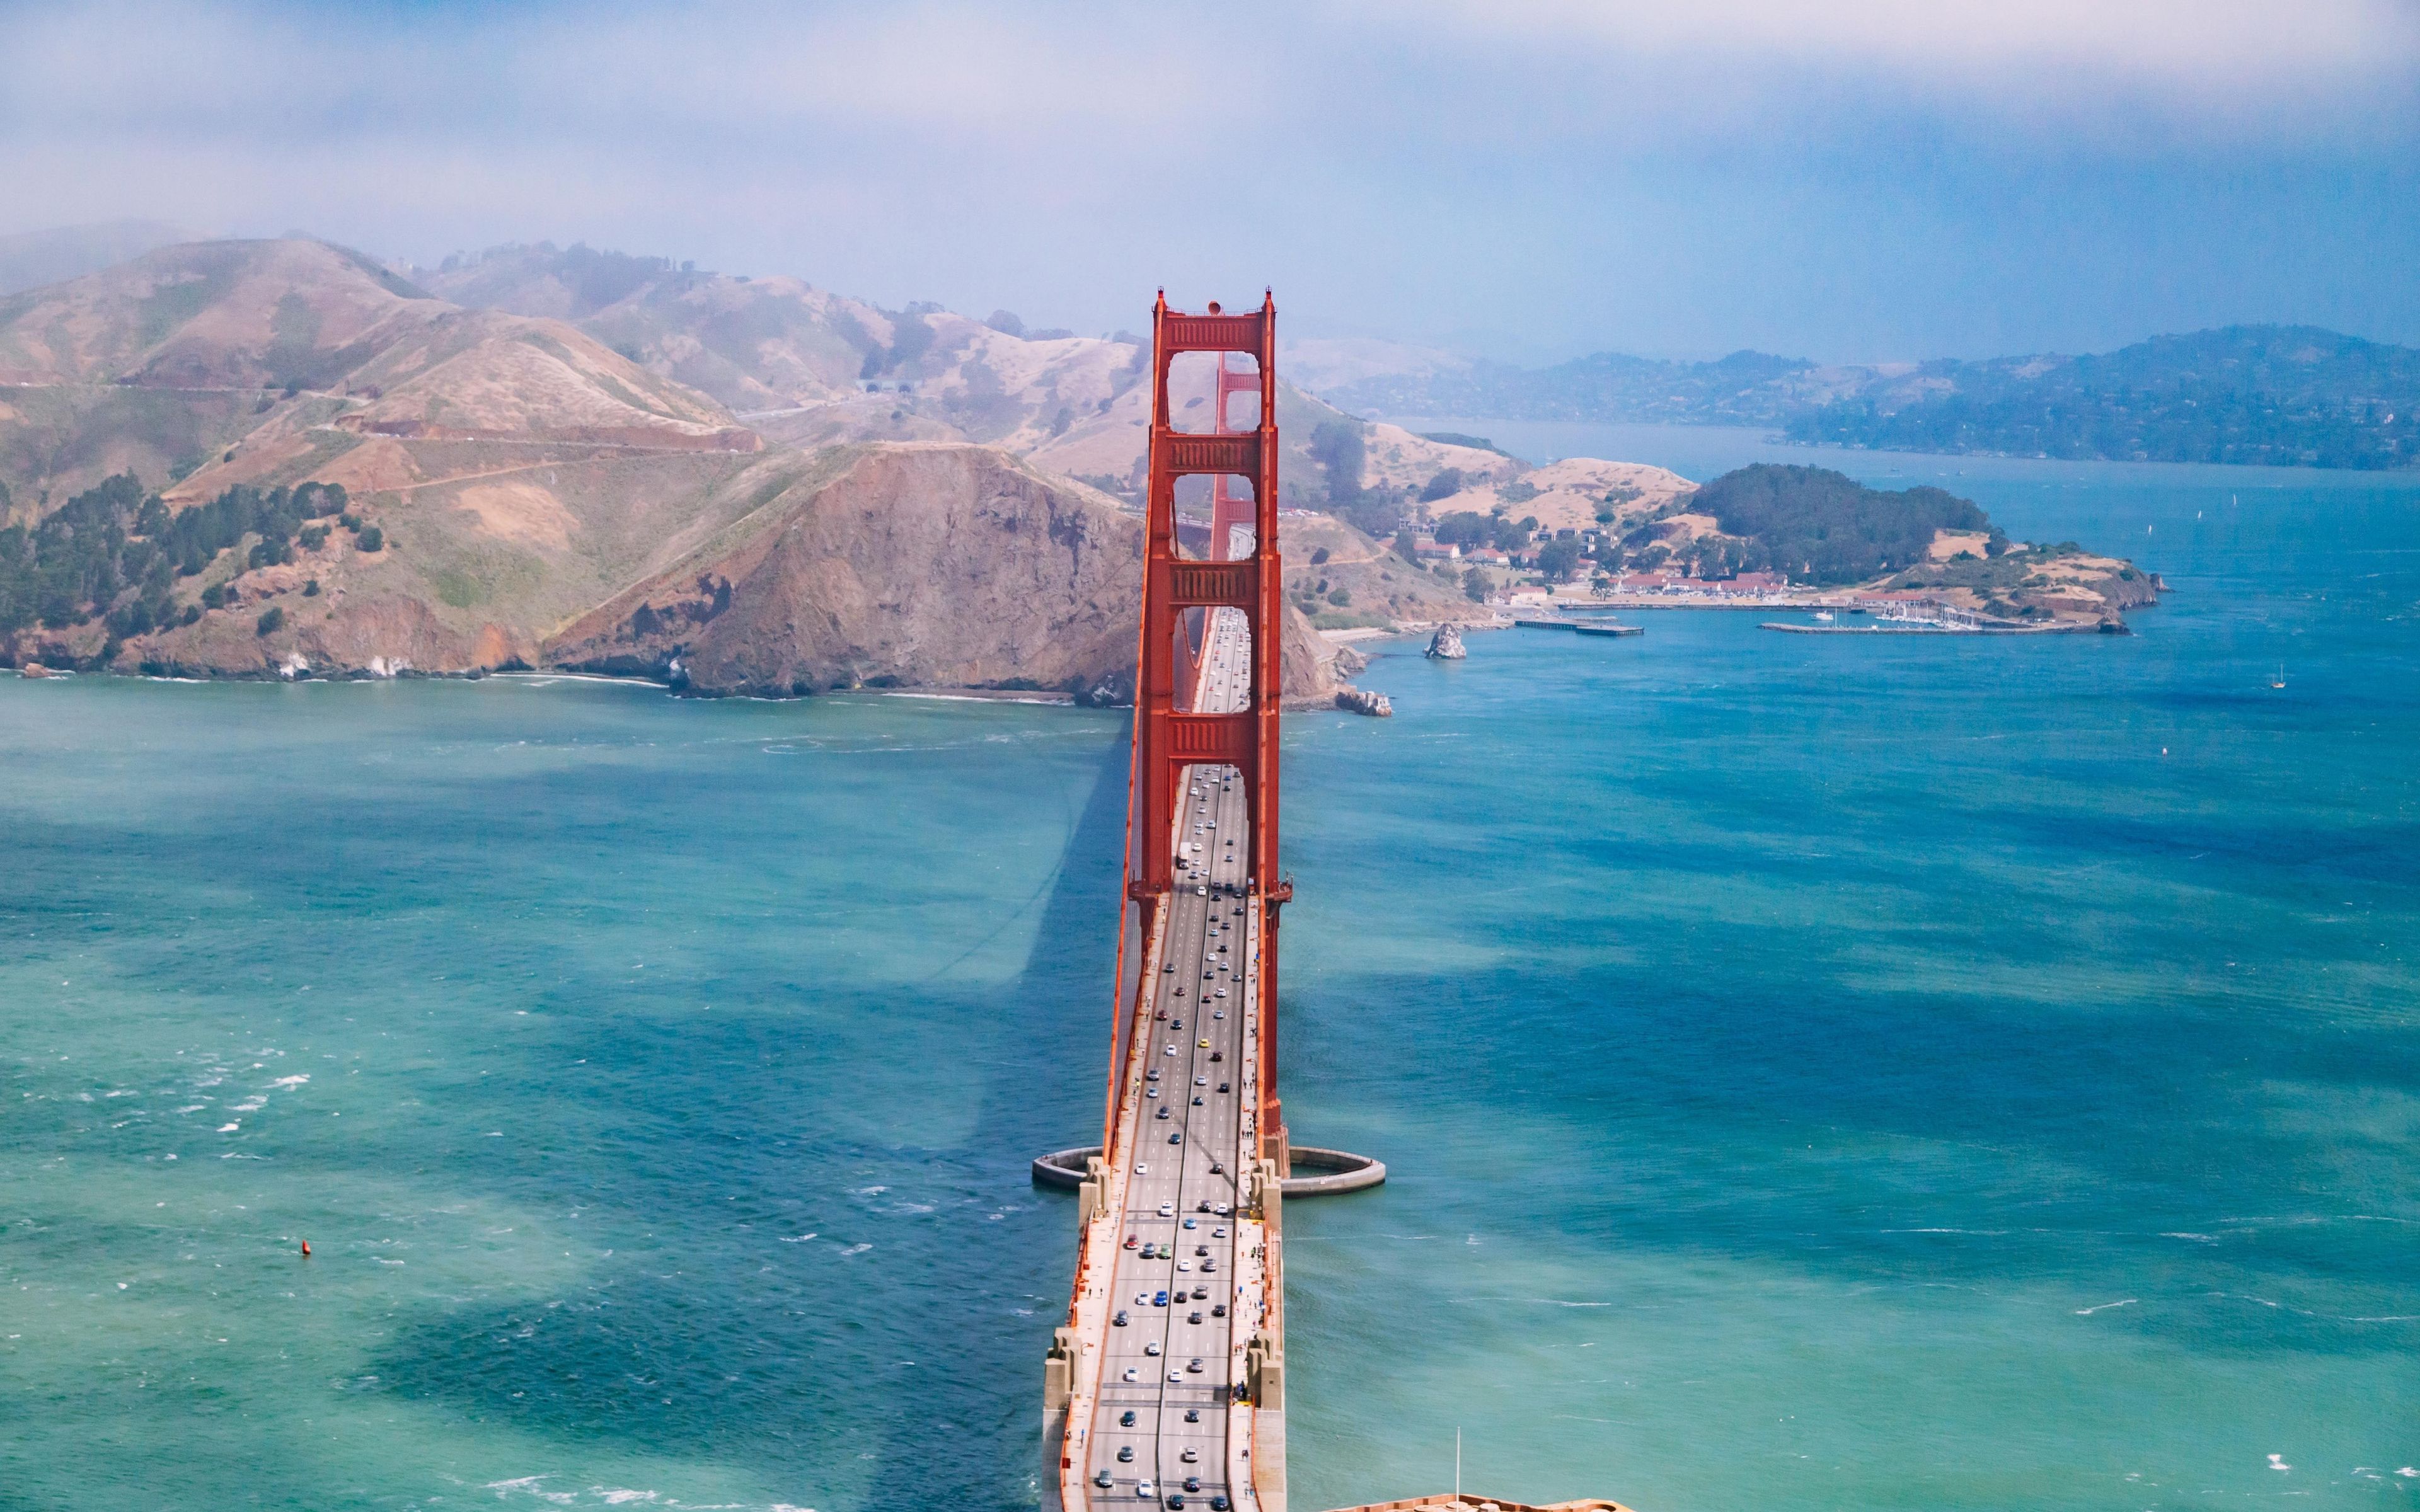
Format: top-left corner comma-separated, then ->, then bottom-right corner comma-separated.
1813,610 -> 1835,622
1425,625 -> 1467,660
2270,665 -> 2286,690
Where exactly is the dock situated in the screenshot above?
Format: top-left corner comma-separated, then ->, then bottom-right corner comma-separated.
1760,620 -> 2112,636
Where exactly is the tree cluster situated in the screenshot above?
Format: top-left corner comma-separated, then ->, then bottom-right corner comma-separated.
0,475 -> 351,638
1683,464 -> 1993,585
1430,510 -> 1535,553
1306,420 -> 1412,536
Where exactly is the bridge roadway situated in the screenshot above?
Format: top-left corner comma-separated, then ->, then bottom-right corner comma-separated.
1062,604 -> 1275,1511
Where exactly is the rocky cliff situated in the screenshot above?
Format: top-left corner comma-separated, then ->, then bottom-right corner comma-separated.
545,442 -> 1345,702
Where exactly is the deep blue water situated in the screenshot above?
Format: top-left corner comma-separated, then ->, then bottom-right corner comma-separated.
3,433 -> 2416,1511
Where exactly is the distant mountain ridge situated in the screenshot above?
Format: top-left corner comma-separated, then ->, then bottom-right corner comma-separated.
1320,346 -> 1846,427
1319,325 -> 2420,470
1785,326 -> 2420,469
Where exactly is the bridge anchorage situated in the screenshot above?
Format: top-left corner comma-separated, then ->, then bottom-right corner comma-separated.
1037,292 -> 1384,1512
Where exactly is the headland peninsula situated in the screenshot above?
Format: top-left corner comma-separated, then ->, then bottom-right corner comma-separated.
2,238 -> 2158,696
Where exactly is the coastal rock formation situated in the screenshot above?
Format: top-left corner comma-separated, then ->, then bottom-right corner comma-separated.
548,444 -> 1141,696
544,442 -> 1345,702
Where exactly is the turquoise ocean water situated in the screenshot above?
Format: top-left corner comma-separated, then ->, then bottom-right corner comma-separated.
4,430 -> 2416,1511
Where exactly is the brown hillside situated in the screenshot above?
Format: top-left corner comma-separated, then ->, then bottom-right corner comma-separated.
417,248 -> 894,411
0,239 -> 761,507
415,248 -> 1488,508
547,443 -> 1347,702
1276,512 -> 1492,629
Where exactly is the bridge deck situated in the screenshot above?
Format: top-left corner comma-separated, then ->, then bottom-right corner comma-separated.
1061,606 -> 1279,1511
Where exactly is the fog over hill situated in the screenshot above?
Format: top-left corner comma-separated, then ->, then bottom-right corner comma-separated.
0,220 -> 191,297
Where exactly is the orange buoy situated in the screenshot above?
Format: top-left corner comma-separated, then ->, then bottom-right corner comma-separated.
300,1240 -> 311,1257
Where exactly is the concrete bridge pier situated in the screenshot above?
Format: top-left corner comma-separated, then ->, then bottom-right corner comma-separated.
1033,1145 -> 1385,1200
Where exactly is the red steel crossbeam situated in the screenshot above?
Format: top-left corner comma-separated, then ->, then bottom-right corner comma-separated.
1115,289 -> 1289,1163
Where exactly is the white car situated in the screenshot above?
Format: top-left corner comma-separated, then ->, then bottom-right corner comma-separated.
1136,1480 -> 1155,1499
1158,1201 -> 1175,1217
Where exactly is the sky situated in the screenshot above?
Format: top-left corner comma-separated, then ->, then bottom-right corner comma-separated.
3,0 -> 2417,365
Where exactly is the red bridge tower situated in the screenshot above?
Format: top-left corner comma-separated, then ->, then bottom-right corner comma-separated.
1116,290 -> 1291,1166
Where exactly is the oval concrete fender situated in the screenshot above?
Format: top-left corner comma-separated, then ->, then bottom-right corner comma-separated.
1033,1145 -> 1383,1196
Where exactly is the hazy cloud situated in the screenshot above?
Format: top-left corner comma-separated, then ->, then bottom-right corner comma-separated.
1,0 -> 2412,360
1406,0 -> 2420,94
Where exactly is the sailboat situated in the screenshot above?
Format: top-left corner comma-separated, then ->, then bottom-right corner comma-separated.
2270,665 -> 2286,690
